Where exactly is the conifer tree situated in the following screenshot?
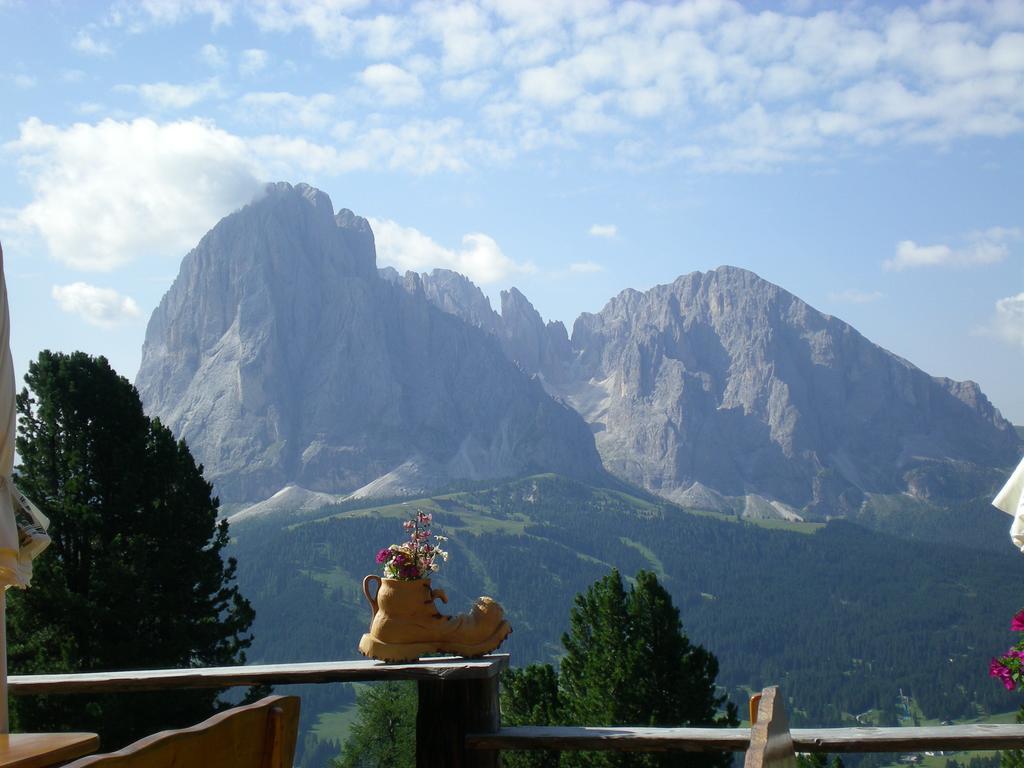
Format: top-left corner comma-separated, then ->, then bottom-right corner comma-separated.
501,664 -> 562,768
335,682 -> 416,768
9,351 -> 255,748
559,570 -> 738,768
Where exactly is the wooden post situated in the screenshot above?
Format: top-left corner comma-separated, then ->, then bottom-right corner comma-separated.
417,676 -> 500,768
745,687 -> 795,768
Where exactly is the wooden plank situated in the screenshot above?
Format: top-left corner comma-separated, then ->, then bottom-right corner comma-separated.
465,727 -> 751,752
9,655 -> 509,696
790,725 -> 1024,753
745,687 -> 796,768
0,733 -> 99,768
467,723 -> 1024,754
419,677 -> 500,768
61,696 -> 299,768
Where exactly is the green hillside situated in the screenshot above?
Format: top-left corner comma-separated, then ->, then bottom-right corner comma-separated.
228,474 -> 1024,757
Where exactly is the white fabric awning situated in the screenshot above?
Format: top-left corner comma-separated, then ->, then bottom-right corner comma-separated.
994,456 -> 1024,553
0,242 -> 49,589
0,242 -> 22,588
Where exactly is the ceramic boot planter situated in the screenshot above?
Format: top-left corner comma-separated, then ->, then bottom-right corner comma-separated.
358,576 -> 512,662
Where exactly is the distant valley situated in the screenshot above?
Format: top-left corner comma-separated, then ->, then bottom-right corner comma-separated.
227,472 -> 1024,760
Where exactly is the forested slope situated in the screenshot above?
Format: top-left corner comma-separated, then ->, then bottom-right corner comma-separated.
229,474 -> 1023,734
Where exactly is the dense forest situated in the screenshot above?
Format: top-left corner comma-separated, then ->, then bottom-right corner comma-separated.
227,474 -> 1024,764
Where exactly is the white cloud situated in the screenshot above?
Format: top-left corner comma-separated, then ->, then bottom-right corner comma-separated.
240,48 -> 268,76
440,72 -> 494,101
369,218 -> 535,284
359,63 -> 424,106
828,289 -> 884,304
519,64 -> 582,107
8,117 -> 263,271
239,92 -> 337,129
73,29 -> 112,57
77,1 -> 1024,173
991,293 -> 1024,348
417,1 -> 499,74
588,224 -> 617,238
569,260 -> 604,273
250,117 -> 504,175
884,227 -> 1021,271
119,78 -> 223,110
355,118 -> 508,172
52,282 -> 141,328
250,0 -> 364,55
199,43 -> 227,68
355,14 -> 415,59
121,0 -> 235,27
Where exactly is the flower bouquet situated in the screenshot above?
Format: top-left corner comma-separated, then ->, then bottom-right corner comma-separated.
375,510 -> 447,580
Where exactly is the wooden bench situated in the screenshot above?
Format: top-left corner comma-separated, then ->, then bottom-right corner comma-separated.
60,695 -> 300,768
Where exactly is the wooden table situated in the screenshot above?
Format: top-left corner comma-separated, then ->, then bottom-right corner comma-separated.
0,733 -> 99,768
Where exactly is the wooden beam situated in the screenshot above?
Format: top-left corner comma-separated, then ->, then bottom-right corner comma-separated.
8,655 -> 509,696
466,726 -> 751,752
467,724 -> 1024,754
791,725 -> 1024,753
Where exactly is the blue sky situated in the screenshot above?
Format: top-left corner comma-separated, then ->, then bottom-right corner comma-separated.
1,0 -> 1022,423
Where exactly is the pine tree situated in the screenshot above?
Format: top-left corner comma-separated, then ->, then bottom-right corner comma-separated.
334,682 -> 416,768
559,569 -> 738,768
501,664 -> 561,768
9,351 -> 255,748
560,569 -> 633,733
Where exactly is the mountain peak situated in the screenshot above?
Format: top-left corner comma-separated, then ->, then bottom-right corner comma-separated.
137,187 -> 606,502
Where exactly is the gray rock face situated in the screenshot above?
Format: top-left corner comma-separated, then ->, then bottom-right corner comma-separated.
136,183 -> 606,502
417,269 -> 503,337
420,265 -> 1020,517
138,184 -> 1019,515
570,268 -> 1020,514
410,273 -> 570,390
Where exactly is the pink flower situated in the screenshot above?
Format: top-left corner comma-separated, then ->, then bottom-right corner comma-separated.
375,548 -> 391,564
1011,610 -> 1024,631
990,659 -> 1016,690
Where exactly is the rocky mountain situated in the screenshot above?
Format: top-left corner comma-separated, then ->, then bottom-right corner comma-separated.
138,183 -> 1019,516
135,183 -> 606,503
409,266 -> 1020,518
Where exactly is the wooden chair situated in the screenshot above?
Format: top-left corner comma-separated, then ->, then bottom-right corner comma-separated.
62,695 -> 300,768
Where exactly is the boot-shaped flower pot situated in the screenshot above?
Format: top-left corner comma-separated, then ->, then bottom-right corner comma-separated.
358,576 -> 512,662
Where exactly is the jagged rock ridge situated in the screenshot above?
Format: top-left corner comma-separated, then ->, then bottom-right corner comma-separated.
409,266 -> 1020,517
136,183 -> 606,503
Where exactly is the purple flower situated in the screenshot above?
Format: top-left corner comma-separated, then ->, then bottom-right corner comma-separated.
1011,610 -> 1024,631
375,548 -> 392,564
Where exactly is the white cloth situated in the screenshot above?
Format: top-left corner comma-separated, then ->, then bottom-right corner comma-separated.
993,456 -> 1024,552
0,242 -> 49,589
0,242 -> 23,587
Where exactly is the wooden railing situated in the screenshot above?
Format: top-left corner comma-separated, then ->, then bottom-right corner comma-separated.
10,655 -> 1024,768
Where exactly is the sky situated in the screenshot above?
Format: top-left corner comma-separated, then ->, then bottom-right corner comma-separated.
1,0 -> 1022,423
